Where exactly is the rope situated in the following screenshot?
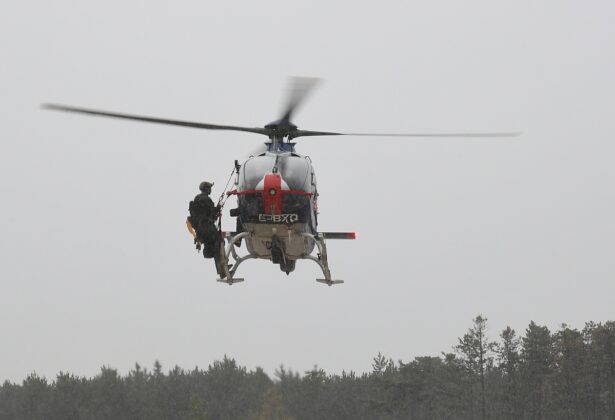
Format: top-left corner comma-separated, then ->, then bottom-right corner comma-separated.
216,165 -> 238,231
217,166 -> 236,208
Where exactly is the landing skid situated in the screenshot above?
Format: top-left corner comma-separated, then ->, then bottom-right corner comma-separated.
316,279 -> 344,286
216,277 -> 244,285
300,233 -> 344,286
214,231 -> 344,286
216,232 -> 254,285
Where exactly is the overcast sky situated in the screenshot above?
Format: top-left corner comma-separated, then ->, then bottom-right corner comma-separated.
1,1 -> 614,382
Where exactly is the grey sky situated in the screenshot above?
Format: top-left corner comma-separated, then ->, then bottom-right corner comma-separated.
1,1 -> 614,382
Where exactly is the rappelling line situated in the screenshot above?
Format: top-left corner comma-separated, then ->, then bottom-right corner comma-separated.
216,165 -> 238,230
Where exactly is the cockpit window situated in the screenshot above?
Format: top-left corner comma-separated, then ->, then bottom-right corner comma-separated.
266,142 -> 296,153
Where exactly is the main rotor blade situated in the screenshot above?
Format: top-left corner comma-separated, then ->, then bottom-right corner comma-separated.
42,103 -> 270,136
279,77 -> 320,123
292,130 -> 521,139
343,132 -> 521,137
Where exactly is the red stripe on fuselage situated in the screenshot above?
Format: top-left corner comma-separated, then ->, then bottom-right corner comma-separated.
228,189 -> 312,197
263,173 -> 283,214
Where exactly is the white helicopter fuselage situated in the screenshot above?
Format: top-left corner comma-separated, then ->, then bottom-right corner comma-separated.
233,149 -> 318,262
220,144 -> 352,284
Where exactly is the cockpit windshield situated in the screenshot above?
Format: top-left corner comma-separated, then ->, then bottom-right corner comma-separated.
266,142 -> 296,153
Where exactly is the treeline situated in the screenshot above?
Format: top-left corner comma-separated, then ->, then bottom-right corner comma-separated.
1,317 -> 614,420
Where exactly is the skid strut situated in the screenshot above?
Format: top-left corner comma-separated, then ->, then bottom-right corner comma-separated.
216,232 -> 254,285
300,233 -> 344,286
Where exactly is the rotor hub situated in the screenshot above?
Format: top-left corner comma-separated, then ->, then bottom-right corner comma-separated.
264,120 -> 297,139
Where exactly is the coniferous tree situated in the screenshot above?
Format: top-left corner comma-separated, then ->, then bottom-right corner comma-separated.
520,321 -> 553,420
0,380 -> 20,419
50,372 -> 84,420
456,315 -> 496,420
20,373 -> 50,420
124,363 -> 148,420
552,325 -> 589,419
585,321 -> 615,420
372,353 -> 388,376
495,327 -> 521,420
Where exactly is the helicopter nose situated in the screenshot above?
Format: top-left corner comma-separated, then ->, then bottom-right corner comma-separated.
255,173 -> 290,215
263,173 -> 283,214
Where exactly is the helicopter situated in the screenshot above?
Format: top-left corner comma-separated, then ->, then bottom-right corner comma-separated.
43,78 -> 518,286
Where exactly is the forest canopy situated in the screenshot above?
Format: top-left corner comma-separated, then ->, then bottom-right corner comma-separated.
2,317 -> 614,420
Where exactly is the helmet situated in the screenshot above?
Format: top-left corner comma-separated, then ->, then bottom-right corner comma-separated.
199,181 -> 214,192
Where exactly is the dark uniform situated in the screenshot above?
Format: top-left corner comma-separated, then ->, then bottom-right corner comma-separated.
188,182 -> 221,259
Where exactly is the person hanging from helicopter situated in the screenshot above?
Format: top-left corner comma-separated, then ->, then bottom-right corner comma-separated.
187,181 -> 225,275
